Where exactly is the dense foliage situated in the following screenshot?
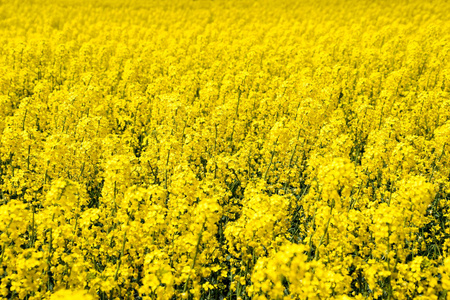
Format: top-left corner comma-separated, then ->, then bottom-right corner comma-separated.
1,0 -> 450,299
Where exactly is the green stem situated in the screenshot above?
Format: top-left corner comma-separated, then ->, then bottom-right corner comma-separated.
183,221 -> 206,294
114,232 -> 127,281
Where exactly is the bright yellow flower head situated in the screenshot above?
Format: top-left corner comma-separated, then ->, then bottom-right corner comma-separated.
50,289 -> 93,300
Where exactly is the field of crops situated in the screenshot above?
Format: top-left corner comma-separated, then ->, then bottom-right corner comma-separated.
1,0 -> 450,299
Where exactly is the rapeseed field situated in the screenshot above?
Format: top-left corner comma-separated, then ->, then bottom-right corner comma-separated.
1,0 -> 450,299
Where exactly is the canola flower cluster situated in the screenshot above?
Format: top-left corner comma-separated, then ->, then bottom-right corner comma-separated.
1,0 -> 450,299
